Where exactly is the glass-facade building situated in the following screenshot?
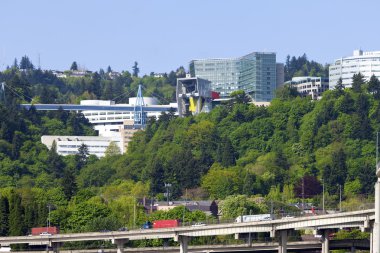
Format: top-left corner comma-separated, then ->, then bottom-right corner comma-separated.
189,52 -> 277,102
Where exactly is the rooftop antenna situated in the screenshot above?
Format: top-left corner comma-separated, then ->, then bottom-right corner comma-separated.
133,84 -> 146,129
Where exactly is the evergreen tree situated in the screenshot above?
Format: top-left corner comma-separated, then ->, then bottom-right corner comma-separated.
62,166 -> 77,199
12,58 -> 18,69
335,77 -> 344,95
19,56 -> 34,70
368,74 -> 380,99
0,196 -> 9,236
70,61 -> 78,71
107,66 -> 112,73
351,72 -> 365,93
132,61 -> 139,77
46,141 -> 65,178
8,191 -> 23,236
11,131 -> 22,159
220,137 -> 236,167
76,143 -> 89,170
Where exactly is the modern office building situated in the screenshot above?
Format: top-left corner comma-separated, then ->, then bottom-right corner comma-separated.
285,77 -> 329,100
329,50 -> 380,89
189,52 -> 278,102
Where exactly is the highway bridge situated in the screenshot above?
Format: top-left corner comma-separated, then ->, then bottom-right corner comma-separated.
0,209 -> 374,253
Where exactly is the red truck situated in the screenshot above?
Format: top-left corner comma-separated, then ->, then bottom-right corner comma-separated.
31,226 -> 59,236
153,219 -> 181,229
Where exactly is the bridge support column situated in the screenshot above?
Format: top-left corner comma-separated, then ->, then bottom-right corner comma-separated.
278,230 -> 288,253
321,229 -> 330,253
373,178 -> 380,253
179,236 -> 189,253
351,245 -> 356,253
112,239 -> 128,253
52,242 -> 61,253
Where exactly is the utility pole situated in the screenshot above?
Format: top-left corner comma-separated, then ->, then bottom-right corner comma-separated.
322,178 -> 325,214
339,184 -> 342,212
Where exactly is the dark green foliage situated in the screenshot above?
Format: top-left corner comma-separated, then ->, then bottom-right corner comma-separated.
351,73 -> 365,93
132,61 -> 139,77
19,56 -> 34,70
9,191 -> 23,236
70,61 -> 78,71
0,196 -> 9,235
61,166 -> 77,199
46,141 -> 65,177
368,75 -> 380,99
284,54 -> 328,81
335,77 -> 345,94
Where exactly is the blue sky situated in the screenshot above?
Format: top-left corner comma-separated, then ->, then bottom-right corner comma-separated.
1,0 -> 379,75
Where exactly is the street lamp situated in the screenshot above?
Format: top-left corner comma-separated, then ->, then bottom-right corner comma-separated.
164,183 -> 172,205
322,178 -> 325,214
46,204 -> 52,229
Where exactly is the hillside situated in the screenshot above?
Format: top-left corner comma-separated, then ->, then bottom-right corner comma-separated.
0,57 -> 379,236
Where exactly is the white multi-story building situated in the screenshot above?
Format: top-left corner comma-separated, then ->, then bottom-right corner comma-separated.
41,135 -> 124,157
329,50 -> 380,89
285,77 -> 329,100
80,98 -> 177,137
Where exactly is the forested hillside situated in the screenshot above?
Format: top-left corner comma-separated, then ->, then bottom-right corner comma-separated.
0,56 -> 379,237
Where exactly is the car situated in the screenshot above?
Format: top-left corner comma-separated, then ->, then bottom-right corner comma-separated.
118,227 -> 128,231
192,222 -> 206,227
282,215 -> 295,219
40,232 -> 52,236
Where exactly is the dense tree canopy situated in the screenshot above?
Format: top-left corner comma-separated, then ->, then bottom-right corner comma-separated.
0,55 -> 379,239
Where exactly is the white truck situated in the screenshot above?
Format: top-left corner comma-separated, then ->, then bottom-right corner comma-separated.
235,214 -> 273,223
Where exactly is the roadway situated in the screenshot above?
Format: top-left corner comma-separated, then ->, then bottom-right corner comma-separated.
0,209 -> 374,253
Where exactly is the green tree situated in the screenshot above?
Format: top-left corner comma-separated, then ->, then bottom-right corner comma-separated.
61,166 -> 77,199
132,61 -> 139,77
9,191 -> 23,236
19,56 -> 34,70
76,143 -> 89,170
335,77 -> 344,94
105,141 -> 121,157
367,74 -> 380,99
70,61 -> 78,71
46,141 -> 65,178
0,195 -> 9,236
219,195 -> 263,220
351,72 -> 365,93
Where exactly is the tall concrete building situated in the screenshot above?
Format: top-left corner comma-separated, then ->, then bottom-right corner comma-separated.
189,52 -> 278,102
329,50 -> 380,89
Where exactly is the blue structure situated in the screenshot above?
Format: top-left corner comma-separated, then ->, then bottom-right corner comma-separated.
190,52 -> 278,102
133,84 -> 146,129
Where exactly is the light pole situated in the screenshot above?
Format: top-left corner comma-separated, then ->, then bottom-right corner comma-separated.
164,183 -> 172,205
339,184 -> 342,212
46,204 -> 52,229
322,178 -> 325,214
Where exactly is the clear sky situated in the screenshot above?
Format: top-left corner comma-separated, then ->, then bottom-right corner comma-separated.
1,0 -> 379,75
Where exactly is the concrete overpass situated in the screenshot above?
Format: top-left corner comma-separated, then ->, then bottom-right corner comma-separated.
0,209 -> 375,253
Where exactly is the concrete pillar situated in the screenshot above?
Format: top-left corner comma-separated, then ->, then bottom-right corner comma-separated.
373,179 -> 380,253
321,230 -> 330,253
113,239 -> 128,253
179,236 -> 189,253
351,245 -> 356,253
52,242 -> 61,253
278,230 -> 287,253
